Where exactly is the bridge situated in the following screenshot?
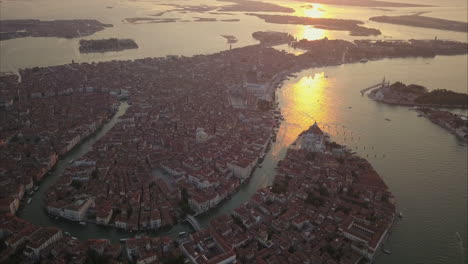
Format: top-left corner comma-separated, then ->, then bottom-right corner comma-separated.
185,215 -> 202,231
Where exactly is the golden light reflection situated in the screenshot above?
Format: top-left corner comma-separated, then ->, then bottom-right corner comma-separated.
272,72 -> 331,156
302,4 -> 326,18
296,25 -> 327,41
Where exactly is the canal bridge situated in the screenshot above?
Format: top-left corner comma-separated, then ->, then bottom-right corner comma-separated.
185,215 -> 202,231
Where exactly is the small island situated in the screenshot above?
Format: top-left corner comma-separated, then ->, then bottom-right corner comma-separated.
248,14 -> 381,36
252,31 -> 295,45
79,38 -> 138,53
0,19 -> 112,41
369,81 -> 468,108
220,19 -> 240,22
370,14 -> 468,33
193,17 -> 217,22
122,17 -> 178,24
415,107 -> 468,141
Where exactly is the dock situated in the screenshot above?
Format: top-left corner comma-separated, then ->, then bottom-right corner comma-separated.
360,77 -> 389,96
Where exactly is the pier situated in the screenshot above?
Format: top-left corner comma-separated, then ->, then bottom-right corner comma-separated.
360,78 -> 389,96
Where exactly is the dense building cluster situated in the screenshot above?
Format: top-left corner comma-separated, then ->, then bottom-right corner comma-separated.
0,38 -> 465,263
179,124 -> 395,264
0,72 -> 118,217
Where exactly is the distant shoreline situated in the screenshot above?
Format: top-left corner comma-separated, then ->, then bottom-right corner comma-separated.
370,15 -> 468,33
247,14 -> 381,36
0,19 -> 112,41
292,0 -> 432,8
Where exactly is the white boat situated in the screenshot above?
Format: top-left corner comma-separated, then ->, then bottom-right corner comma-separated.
360,58 -> 369,63
68,159 -> 75,164
27,198 -> 32,204
398,212 -> 403,218
79,221 -> 86,226
383,249 -> 391,254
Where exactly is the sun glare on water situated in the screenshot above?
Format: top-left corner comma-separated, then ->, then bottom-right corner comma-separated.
293,4 -> 330,40
273,72 -> 331,153
302,4 -> 327,18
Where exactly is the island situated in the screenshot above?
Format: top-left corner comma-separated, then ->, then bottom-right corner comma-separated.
218,0 -> 295,13
291,38 -> 468,62
122,17 -> 178,24
79,38 -> 139,53
292,0 -> 431,7
247,14 -> 382,36
220,19 -> 241,22
252,31 -> 295,45
415,108 -> 468,141
0,38 -> 467,263
163,4 -> 218,13
370,14 -> 468,33
0,19 -> 112,41
193,17 -> 217,22
368,81 -> 468,108
162,0 -> 294,14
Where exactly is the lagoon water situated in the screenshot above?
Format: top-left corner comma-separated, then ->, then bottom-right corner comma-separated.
2,0 -> 467,263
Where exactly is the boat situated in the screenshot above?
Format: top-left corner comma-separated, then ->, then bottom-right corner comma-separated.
120,238 -> 129,243
27,198 -> 32,204
385,118 -> 391,122
79,221 -> 87,226
360,58 -> 368,63
64,232 -> 71,236
398,212 -> 403,218
383,249 -> 391,254
68,159 -> 75,164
